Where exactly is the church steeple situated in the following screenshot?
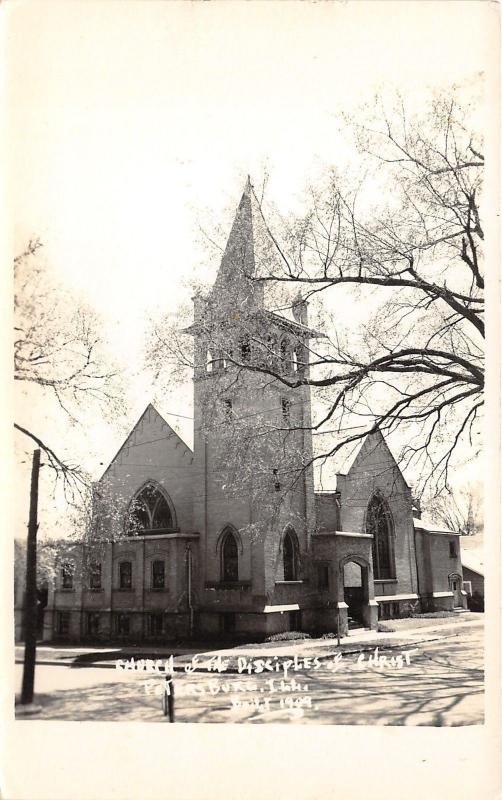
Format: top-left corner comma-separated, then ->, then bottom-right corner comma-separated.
212,177 -> 264,310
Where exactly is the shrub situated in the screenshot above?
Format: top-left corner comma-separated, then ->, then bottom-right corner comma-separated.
265,631 -> 312,642
414,611 -> 456,618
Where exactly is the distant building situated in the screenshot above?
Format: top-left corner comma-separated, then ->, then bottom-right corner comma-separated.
461,550 -> 484,610
14,181 -> 468,643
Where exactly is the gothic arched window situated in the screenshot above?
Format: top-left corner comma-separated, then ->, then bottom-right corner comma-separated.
366,494 -> 395,579
221,528 -> 239,582
283,528 -> 299,581
127,483 -> 175,535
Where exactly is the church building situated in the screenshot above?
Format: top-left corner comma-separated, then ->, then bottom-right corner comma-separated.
17,180 -> 467,644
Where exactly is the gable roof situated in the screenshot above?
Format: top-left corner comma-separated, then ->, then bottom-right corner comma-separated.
461,550 -> 484,576
98,403 -> 192,481
340,428 -> 411,490
312,427 -> 411,493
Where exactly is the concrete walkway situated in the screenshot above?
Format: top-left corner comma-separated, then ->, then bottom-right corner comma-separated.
15,614 -> 484,672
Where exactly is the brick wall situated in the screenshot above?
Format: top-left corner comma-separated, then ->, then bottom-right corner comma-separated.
338,431 -> 419,598
95,404 -> 194,541
192,337 -> 314,605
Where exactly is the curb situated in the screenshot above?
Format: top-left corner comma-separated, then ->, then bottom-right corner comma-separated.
16,629 -> 465,673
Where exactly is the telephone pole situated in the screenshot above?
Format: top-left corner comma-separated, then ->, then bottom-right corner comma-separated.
20,448 -> 41,705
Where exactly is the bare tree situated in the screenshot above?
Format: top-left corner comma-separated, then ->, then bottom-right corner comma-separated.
14,240 -> 124,501
148,89 -> 484,500
428,482 -> 483,536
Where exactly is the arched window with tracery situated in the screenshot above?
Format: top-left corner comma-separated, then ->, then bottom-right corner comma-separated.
221,528 -> 239,582
366,493 -> 395,579
283,528 -> 299,581
127,483 -> 175,535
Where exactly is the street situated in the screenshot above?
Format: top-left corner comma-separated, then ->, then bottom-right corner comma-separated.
15,625 -> 484,725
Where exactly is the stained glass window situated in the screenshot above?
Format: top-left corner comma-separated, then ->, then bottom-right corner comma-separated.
283,529 -> 299,580
366,494 -> 395,579
127,483 -> 174,535
221,529 -> 239,582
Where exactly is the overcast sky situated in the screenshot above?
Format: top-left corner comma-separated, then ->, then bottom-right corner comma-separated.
8,1 -> 495,536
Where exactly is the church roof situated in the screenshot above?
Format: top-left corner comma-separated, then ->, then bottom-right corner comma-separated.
98,403 -> 192,481
312,427 -> 413,493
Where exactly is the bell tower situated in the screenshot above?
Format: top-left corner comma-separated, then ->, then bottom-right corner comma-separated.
187,178 -> 318,636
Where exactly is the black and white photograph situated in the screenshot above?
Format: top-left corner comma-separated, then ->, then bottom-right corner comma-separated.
3,1 -> 500,798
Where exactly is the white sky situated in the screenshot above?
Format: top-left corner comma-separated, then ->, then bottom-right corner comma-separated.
7,1 -> 496,537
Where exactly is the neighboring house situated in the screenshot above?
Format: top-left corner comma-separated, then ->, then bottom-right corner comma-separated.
14,180 -> 468,644
461,550 -> 484,609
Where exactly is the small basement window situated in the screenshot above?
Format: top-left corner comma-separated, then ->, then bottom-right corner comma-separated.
56,611 -> 70,636
86,612 -> 100,636
148,613 -> 164,637
316,562 -> 330,591
116,613 -> 131,636
221,613 -> 236,634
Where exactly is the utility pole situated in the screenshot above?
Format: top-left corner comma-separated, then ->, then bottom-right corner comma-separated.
20,448 -> 41,705
186,545 -> 194,639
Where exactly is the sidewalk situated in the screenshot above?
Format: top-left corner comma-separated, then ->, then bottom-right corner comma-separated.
15,614 -> 484,672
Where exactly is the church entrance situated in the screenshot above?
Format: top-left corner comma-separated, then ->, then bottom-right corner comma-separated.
343,561 -> 365,627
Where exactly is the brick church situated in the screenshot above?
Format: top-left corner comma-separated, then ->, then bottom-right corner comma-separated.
16,180 -> 467,643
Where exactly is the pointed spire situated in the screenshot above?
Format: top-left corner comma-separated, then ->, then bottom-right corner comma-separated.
212,176 -> 264,310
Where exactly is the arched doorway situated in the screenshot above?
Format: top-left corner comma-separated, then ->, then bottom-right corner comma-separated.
343,560 -> 366,626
